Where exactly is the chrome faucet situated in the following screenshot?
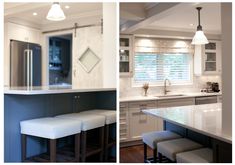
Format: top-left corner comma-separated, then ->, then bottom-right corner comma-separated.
164,78 -> 171,95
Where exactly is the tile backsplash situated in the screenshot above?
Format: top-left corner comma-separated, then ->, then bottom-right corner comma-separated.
119,75 -> 222,98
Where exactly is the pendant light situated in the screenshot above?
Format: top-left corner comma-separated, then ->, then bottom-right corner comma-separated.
191,7 -> 208,45
47,2 -> 66,21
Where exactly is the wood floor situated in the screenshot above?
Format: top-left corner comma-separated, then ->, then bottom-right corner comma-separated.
120,145 -> 153,163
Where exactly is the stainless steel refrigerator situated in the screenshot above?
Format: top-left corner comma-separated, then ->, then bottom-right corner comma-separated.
10,40 -> 41,87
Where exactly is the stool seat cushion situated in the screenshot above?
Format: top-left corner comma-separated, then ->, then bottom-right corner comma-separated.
20,117 -> 82,139
176,148 -> 213,163
158,138 -> 203,161
56,113 -> 105,131
142,131 -> 181,149
79,109 -> 116,124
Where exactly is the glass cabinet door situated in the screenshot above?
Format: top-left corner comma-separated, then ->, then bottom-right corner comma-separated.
204,42 -> 217,72
119,49 -> 129,72
119,35 -> 132,75
205,52 -> 216,71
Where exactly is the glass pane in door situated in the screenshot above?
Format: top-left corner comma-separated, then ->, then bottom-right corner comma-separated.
205,62 -> 216,71
206,53 -> 216,61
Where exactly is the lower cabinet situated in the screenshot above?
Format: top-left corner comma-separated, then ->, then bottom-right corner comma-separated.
157,97 -> 195,108
120,102 -> 129,142
128,101 -> 158,141
120,96 -> 219,145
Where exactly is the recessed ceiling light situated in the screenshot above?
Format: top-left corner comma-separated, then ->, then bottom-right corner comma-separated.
65,5 -> 70,9
190,23 -> 194,26
33,12 -> 37,16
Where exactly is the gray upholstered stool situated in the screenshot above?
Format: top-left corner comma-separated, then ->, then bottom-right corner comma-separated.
142,131 -> 181,163
20,117 -> 82,162
56,113 -> 105,162
176,148 -> 213,163
157,138 -> 203,162
79,109 -> 116,161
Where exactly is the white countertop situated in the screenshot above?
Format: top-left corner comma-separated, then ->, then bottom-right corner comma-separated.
120,92 -> 222,102
4,86 -> 116,95
143,103 -> 231,144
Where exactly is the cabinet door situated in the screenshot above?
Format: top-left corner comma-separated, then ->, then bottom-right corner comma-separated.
120,103 -> 129,142
7,22 -> 41,43
128,101 -> 158,141
203,41 -> 221,75
119,35 -> 133,77
217,95 -> 222,103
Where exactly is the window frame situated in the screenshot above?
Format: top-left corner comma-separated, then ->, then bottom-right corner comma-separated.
132,52 -> 194,87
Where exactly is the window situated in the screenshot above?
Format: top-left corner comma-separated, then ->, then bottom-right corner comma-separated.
134,53 -> 192,85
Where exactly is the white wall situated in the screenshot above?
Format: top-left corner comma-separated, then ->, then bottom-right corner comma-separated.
102,3 -> 117,88
120,75 -> 221,97
221,3 -> 232,136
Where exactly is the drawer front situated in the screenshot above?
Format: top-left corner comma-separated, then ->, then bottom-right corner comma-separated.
157,98 -> 195,108
129,101 -> 157,109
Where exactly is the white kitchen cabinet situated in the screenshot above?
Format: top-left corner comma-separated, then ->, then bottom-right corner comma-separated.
119,35 -> 133,77
194,40 -> 221,75
157,97 -> 195,108
6,22 -> 41,43
120,102 -> 129,142
128,101 -> 158,141
217,95 -> 222,103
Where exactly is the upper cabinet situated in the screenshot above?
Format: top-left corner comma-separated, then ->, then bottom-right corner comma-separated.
194,40 -> 221,76
119,35 -> 133,77
5,22 -> 41,44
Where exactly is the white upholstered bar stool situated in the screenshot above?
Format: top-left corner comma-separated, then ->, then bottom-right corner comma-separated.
56,113 -> 106,162
79,110 -> 116,161
157,138 -> 203,162
176,148 -> 213,163
142,131 -> 181,163
20,117 -> 82,162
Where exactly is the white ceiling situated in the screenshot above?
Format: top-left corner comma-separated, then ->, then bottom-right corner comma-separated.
120,3 -> 221,34
4,2 -> 102,26
147,3 -> 221,34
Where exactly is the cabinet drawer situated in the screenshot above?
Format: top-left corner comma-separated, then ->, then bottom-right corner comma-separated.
129,101 -> 157,109
157,98 -> 195,108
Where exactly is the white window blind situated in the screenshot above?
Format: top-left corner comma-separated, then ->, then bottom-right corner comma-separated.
134,53 -> 192,84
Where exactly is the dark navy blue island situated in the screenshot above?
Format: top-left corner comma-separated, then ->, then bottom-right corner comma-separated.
4,86 -> 116,162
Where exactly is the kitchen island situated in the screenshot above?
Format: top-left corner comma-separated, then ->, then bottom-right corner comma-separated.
4,86 -> 116,162
143,103 -> 232,163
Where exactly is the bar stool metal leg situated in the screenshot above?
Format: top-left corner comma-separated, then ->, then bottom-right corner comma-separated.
144,143 -> 147,162
104,125 -> 109,162
49,139 -> 56,162
158,153 -> 163,163
21,134 -> 26,162
153,149 -> 157,162
99,127 -> 105,162
81,131 -> 87,162
75,133 -> 80,162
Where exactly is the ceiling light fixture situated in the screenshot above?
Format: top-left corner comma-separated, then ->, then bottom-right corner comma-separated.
33,12 -> 37,16
65,5 -> 70,9
46,2 -> 66,21
191,7 -> 208,45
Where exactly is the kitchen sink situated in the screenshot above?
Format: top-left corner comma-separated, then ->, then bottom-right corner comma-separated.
155,94 -> 186,98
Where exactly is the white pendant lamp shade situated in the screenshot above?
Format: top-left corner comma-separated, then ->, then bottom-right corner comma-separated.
47,2 -> 66,21
191,7 -> 208,45
191,30 -> 209,45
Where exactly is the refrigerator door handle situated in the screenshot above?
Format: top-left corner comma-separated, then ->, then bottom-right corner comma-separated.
24,49 -> 30,87
30,50 -> 33,86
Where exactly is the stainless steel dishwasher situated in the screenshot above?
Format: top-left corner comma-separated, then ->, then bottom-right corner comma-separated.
195,96 -> 218,105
